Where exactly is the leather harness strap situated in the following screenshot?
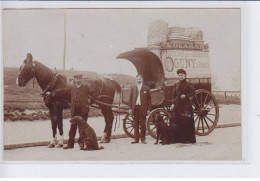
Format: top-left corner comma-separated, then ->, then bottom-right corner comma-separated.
41,73 -> 59,96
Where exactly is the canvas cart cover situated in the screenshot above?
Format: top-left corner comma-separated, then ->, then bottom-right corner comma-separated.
117,48 -> 164,88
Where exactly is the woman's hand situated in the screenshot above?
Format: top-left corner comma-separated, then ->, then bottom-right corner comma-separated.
180,94 -> 186,99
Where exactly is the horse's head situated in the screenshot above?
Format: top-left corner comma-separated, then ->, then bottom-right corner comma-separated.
17,53 -> 36,87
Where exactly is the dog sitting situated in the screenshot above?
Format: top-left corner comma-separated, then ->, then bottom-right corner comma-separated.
154,113 -> 173,145
71,116 -> 104,150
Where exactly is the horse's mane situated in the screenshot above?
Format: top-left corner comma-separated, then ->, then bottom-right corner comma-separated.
33,60 -> 56,89
34,60 -> 54,75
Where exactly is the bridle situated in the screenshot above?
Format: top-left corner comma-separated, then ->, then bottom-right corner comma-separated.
19,61 -> 36,87
19,60 -> 59,95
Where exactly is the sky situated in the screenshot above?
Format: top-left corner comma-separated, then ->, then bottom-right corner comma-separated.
3,8 -> 240,90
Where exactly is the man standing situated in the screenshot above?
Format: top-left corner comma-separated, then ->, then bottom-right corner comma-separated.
129,75 -> 152,144
63,74 -> 97,149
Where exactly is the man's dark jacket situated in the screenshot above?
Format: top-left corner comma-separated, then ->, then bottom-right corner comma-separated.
71,83 -> 97,117
128,84 -> 152,116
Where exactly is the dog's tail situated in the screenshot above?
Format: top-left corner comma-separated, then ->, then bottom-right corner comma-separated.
99,146 -> 104,150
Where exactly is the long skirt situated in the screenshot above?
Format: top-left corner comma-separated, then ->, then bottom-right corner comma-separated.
170,112 -> 196,143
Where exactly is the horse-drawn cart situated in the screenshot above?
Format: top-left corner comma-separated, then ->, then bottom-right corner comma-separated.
116,48 -> 219,139
16,22 -> 219,146
115,23 -> 219,139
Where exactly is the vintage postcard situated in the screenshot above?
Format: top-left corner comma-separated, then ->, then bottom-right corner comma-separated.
2,6 -> 241,162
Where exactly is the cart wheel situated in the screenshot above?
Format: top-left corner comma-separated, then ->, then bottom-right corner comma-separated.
122,114 -> 135,138
190,89 -> 219,136
146,108 -> 172,139
122,114 -> 142,138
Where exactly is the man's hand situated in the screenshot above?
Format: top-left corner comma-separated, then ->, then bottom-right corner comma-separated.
129,110 -> 132,114
170,104 -> 175,111
87,98 -> 95,105
46,92 -> 50,96
180,94 -> 186,99
46,91 -> 55,97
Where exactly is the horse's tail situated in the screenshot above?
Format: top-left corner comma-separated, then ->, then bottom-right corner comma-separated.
111,79 -> 121,93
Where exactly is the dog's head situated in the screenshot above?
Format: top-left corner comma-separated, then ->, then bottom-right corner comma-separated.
70,116 -> 85,125
154,113 -> 164,126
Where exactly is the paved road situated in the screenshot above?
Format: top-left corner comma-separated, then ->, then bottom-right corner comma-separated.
3,104 -> 241,145
3,126 -> 242,161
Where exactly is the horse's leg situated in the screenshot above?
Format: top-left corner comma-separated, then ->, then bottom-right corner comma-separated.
57,106 -> 64,148
100,106 -> 114,143
99,105 -> 106,143
48,108 -> 58,148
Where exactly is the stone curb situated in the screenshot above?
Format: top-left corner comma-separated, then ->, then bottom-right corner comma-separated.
4,123 -> 241,150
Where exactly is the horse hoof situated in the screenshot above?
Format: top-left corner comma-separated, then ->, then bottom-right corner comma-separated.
48,143 -> 55,148
56,144 -> 63,148
104,139 -> 110,143
99,139 -> 104,143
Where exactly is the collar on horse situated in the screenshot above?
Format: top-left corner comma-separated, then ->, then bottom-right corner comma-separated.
40,73 -> 59,96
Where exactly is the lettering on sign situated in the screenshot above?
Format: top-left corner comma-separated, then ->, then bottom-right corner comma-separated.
163,49 -> 210,78
161,40 -> 204,50
164,57 -> 210,72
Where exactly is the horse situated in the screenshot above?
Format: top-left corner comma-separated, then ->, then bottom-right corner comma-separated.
17,53 -> 121,148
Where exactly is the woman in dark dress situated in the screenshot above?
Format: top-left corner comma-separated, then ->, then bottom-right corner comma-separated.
172,69 -> 196,143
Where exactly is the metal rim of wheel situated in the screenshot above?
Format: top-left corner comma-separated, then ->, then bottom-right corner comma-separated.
122,114 -> 142,138
191,89 -> 219,136
146,108 -> 172,139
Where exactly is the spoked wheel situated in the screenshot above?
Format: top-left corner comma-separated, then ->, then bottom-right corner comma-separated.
190,89 -> 219,136
122,114 -> 142,138
146,108 -> 172,139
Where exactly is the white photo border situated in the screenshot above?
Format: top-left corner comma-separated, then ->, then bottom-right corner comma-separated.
0,0 -> 255,177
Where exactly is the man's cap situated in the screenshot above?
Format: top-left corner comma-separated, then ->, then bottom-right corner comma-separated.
74,74 -> 83,79
176,69 -> 187,75
136,74 -> 143,78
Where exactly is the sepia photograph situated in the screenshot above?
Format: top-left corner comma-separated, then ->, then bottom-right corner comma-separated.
2,7 -> 241,162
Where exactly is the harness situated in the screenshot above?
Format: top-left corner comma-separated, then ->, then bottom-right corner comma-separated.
99,77 -> 105,95
96,77 -> 113,102
40,73 -> 59,96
